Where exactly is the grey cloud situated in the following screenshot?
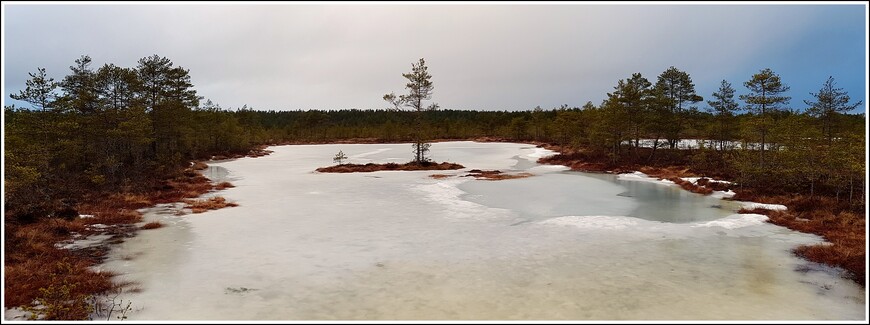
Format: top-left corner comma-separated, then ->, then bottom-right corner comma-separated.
3,4 -> 864,112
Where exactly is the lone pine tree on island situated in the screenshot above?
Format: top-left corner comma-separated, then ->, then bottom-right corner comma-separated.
383,58 -> 439,164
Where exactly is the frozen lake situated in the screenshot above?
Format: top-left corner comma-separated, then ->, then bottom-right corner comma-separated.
102,141 -> 866,320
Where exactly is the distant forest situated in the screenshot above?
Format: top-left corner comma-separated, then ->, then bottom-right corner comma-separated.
5,55 -> 866,221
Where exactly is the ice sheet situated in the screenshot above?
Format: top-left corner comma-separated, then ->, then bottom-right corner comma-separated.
98,142 -> 864,320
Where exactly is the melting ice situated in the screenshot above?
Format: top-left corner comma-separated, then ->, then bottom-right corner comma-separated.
98,141 -> 865,320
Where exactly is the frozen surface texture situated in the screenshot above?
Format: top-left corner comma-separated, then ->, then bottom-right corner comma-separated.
100,142 -> 865,320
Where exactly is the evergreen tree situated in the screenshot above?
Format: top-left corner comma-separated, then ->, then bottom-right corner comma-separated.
739,68 -> 790,167
804,76 -> 862,144
707,80 -> 739,151
10,67 -> 58,112
333,150 -> 347,165
383,58 -> 439,163
654,67 -> 702,149
606,73 -> 652,154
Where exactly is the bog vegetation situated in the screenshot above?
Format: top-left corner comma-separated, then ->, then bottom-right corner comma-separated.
4,55 -> 866,318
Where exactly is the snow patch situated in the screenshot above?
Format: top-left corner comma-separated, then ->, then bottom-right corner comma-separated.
55,234 -> 114,250
693,214 -> 769,229
617,171 -> 675,185
741,202 -> 788,211
526,147 -> 553,159
539,215 -> 641,230
711,190 -> 736,199
413,178 -> 494,219
681,177 -> 733,186
527,165 -> 570,173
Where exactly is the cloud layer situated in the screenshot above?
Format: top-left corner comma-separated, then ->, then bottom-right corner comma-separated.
3,4 -> 866,112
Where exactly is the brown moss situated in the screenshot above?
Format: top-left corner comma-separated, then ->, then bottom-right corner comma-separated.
214,181 -> 235,190
316,161 -> 465,173
140,222 -> 164,230
667,177 -> 714,195
191,161 -> 209,170
464,170 -> 535,181
4,256 -> 115,318
184,196 -> 239,213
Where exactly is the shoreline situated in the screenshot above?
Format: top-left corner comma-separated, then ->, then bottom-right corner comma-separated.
205,139 -> 865,286
6,139 -> 862,319
531,143 -> 865,287
3,158 -> 255,320
264,138 -> 863,286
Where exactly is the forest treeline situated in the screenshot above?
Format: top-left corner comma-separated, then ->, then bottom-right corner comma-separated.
4,55 -> 866,222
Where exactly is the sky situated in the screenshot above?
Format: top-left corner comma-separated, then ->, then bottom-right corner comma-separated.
2,2 -> 867,113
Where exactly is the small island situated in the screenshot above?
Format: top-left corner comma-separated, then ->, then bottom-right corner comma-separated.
316,161 -> 465,173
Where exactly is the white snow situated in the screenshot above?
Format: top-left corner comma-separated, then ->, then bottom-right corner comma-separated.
711,190 -> 736,199
741,202 -> 788,211
4,307 -> 32,321
617,171 -> 675,185
526,147 -> 553,159
54,234 -> 113,250
526,164 -> 570,173
539,215 -> 641,230
412,178 -> 498,220
693,214 -> 769,229
623,139 -> 779,151
681,177 -> 734,186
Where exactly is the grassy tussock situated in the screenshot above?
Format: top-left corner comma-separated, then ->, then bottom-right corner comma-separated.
667,177 -> 714,195
191,161 -> 209,170
464,169 -> 534,181
214,181 -> 235,190
140,222 -> 164,230
316,161 -> 465,173
184,196 -> 239,214
150,173 -> 214,204
4,256 -> 115,318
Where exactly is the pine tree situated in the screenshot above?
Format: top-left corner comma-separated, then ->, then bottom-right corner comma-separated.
383,58 -> 439,163
606,73 -> 652,155
707,80 -> 739,151
739,68 -> 790,167
654,67 -> 702,149
804,76 -> 862,144
333,150 -> 347,165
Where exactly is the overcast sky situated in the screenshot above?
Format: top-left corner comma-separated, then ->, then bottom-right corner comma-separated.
2,3 -> 867,112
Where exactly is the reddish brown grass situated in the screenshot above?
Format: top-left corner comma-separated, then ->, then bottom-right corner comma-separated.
140,222 -> 164,230
214,181 -> 235,190
316,162 -> 465,173
246,146 -> 274,158
429,174 -> 452,179
667,177 -> 714,195
4,254 -> 115,319
191,161 -> 209,170
4,161 -> 233,318
184,196 -> 239,213
464,169 -> 535,181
